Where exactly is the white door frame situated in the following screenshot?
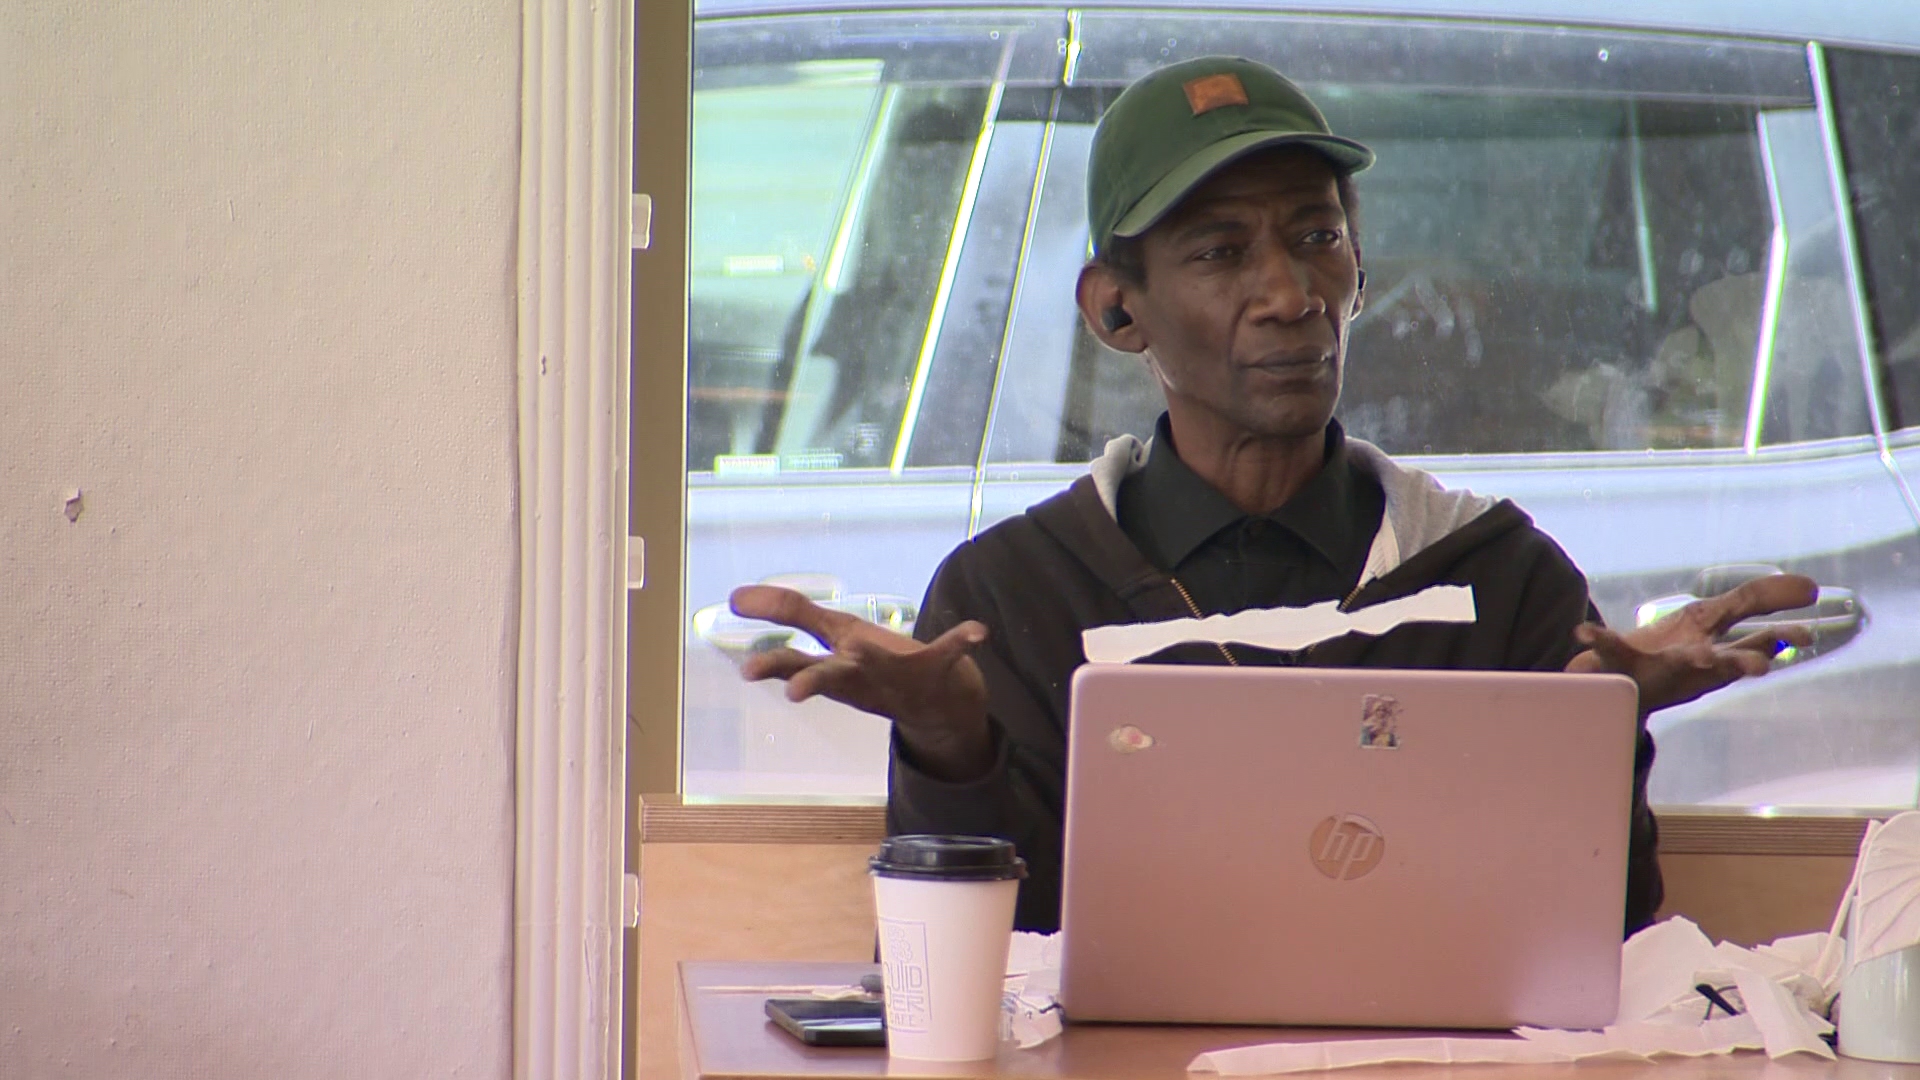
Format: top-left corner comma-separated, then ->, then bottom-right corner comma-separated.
512,0 -> 632,1076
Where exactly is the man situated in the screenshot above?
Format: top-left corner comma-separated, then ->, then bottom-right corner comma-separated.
731,57 -> 1815,936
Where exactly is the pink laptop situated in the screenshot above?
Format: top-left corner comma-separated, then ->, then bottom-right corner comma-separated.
1058,665 -> 1638,1030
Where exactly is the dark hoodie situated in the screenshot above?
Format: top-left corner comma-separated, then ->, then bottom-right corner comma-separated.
889,432 -> 1663,937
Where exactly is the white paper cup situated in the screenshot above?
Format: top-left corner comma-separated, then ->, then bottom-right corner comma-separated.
1838,904 -> 1920,1064
870,835 -> 1026,1062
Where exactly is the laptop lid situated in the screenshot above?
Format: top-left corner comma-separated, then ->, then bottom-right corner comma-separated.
1058,665 -> 1637,1030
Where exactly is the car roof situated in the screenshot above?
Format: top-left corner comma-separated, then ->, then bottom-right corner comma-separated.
690,0 -> 1920,53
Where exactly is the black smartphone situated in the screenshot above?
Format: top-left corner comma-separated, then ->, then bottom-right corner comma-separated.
764,998 -> 886,1047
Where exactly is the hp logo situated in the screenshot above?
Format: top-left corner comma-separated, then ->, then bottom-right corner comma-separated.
1309,813 -> 1386,880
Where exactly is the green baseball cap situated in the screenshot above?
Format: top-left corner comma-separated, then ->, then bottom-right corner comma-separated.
1088,56 -> 1374,257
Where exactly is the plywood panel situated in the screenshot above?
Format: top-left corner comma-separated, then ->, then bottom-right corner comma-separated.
638,843 -> 877,1080
1655,815 -> 1870,855
1656,853 -> 1854,946
641,801 -> 888,844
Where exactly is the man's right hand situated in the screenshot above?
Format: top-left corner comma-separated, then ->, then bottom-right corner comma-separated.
728,584 -> 995,783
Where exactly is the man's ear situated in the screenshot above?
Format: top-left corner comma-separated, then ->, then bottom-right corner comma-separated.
1077,263 -> 1146,354
1351,265 -> 1367,318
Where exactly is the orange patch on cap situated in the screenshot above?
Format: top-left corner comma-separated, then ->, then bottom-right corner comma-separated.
1183,73 -> 1249,115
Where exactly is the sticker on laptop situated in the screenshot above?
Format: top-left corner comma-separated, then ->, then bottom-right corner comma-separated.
1108,725 -> 1156,753
1359,694 -> 1401,749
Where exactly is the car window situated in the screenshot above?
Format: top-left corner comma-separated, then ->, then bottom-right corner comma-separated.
896,90 -> 1057,470
1746,107 -> 1875,446
681,12 -> 1063,801
988,17 -> 1874,463
688,57 -> 886,473
1827,45 -> 1920,432
689,58 -> 989,473
688,13 -> 1058,475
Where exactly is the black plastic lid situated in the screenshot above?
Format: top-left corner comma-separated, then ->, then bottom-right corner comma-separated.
869,834 -> 1028,881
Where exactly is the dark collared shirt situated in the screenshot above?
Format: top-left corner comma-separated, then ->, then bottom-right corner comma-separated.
1116,414 -> 1386,617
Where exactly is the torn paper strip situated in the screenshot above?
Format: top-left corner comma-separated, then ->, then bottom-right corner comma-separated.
1189,1019 -> 1771,1075
1190,1036 -> 1569,1075
1083,585 -> 1475,664
1516,1015 -> 1764,1059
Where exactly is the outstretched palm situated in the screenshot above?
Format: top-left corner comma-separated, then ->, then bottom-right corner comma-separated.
1566,573 -> 1819,714
730,584 -> 994,780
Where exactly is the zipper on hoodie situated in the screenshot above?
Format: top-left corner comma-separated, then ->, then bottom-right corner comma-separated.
1305,578 -> 1371,664
1169,577 -> 1239,666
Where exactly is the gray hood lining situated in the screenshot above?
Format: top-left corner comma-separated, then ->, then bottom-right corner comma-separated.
1088,432 -> 1499,588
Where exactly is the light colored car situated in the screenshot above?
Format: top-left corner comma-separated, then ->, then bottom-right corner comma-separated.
681,0 -> 1920,806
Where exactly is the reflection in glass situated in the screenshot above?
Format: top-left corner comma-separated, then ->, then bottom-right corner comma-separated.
682,14 -> 1020,801
1826,46 -> 1920,430
1040,93 -> 1857,461
688,59 -> 885,473
678,12 -> 1920,811
688,57 -> 988,473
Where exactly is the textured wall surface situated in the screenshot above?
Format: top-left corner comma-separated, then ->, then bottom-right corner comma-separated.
1,4 -> 521,1076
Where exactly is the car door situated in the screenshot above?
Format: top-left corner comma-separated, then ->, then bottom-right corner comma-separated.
1624,64 -> 1920,808
975,10 -> 1920,809
682,7 -> 1064,798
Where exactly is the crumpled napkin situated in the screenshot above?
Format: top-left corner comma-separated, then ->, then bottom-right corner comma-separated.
1188,916 -> 1838,1075
1004,931 -> 1065,1048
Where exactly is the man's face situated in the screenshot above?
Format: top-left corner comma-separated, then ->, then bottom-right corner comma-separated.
1083,148 -> 1361,443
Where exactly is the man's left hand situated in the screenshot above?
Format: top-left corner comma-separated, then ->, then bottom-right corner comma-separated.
1566,573 -> 1819,714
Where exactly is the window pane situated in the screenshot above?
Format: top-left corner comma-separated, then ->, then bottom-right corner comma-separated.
1067,12 -> 1813,103
1827,46 -> 1920,431
1032,91 -> 1802,459
1015,117 -> 1892,457
771,83 -> 990,468
1749,108 -> 1875,446
688,59 -> 886,473
988,20 -> 1884,462
689,65 -> 988,472
682,12 -> 1054,800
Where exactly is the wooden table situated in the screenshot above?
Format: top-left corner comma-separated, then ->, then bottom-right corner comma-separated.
677,961 -> 1920,1080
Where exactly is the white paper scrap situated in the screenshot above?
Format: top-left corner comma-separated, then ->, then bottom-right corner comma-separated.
1083,585 -> 1475,664
1188,1019 -> 1772,1075
1190,1036 -> 1568,1075
1189,916 -> 1847,1075
1005,982 -> 1062,1050
1516,1016 -> 1763,1058
1005,931 -> 1064,1049
1616,916 -> 1719,1023
1732,967 -> 1835,1060
1006,930 -> 1062,997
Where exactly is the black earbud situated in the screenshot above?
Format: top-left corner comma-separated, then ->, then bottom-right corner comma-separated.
1102,306 -> 1133,332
